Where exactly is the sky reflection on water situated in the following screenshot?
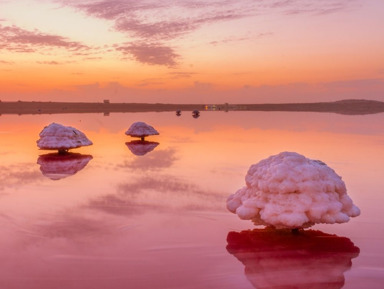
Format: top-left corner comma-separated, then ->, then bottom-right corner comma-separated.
0,111 -> 383,288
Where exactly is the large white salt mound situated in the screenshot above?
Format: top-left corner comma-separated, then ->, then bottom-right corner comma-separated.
227,152 -> 360,229
37,123 -> 93,152
125,122 -> 159,138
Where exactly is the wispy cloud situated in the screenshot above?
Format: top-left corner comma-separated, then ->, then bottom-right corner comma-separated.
0,60 -> 14,65
209,32 -> 274,46
116,42 -> 179,67
114,9 -> 248,41
57,0 -> 359,68
73,0 -> 165,20
36,60 -> 75,65
60,0 -> 255,66
133,71 -> 198,86
168,71 -> 198,79
0,24 -> 91,54
115,18 -> 194,40
269,0 -> 356,15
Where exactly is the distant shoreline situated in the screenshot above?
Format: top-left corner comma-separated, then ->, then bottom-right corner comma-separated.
0,99 -> 383,115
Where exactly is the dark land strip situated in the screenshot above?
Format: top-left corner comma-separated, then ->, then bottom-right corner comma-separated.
0,99 -> 383,115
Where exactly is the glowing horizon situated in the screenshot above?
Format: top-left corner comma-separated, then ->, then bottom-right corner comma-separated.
0,0 -> 383,103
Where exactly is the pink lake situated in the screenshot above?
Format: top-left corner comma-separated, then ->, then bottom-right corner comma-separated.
0,110 -> 383,288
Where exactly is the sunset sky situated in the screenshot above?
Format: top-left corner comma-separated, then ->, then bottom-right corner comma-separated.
0,0 -> 383,103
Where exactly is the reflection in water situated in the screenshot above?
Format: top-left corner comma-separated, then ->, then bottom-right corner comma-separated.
126,140 -> 159,156
88,174 -> 224,215
120,148 -> 177,171
0,164 -> 41,191
192,109 -> 200,118
227,228 -> 360,289
37,153 -> 93,180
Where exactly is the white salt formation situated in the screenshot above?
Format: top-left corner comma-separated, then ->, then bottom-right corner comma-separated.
125,122 -> 159,140
227,152 -> 360,229
37,123 -> 93,153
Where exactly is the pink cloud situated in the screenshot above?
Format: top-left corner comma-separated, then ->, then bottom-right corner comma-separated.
115,18 -> 195,40
116,42 -> 179,67
0,24 -> 90,53
36,61 -> 61,65
74,0 -> 165,20
115,9 -> 248,40
61,0 -> 255,65
61,0 -> 358,68
209,33 -> 272,46
269,0 -> 356,15
79,1 -> 250,40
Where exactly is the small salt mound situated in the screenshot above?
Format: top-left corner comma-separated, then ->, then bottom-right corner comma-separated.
37,122 -> 93,151
125,122 -> 159,138
227,152 -> 360,229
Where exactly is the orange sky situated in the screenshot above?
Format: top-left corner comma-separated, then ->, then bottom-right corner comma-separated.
0,0 -> 383,103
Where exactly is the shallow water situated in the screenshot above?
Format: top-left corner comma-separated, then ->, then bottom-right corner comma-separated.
0,111 -> 383,288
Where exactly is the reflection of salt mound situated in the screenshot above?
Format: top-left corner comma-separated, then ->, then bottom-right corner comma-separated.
126,140 -> 159,156
37,153 -> 93,180
227,229 -> 360,289
227,152 -> 360,229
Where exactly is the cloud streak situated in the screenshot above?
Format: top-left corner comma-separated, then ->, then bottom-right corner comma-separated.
269,0 -> 357,15
116,42 -> 179,67
114,10 -> 248,40
74,0 -> 164,20
36,60 -> 75,65
0,24 -> 91,54
0,60 -> 14,65
58,0 -> 358,67
60,0 -> 255,66
2,0 -> 360,68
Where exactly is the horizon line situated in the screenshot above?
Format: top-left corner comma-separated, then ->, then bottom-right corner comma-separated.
0,99 -> 383,116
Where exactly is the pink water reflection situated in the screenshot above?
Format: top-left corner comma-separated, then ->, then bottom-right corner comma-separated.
37,153 -> 93,180
227,229 -> 360,289
126,140 -> 159,156
0,111 -> 383,288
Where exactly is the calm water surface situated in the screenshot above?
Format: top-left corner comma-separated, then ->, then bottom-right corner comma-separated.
0,111 -> 383,288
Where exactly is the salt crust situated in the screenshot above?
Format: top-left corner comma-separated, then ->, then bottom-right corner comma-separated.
37,123 -> 93,151
227,152 -> 360,229
125,122 -> 159,137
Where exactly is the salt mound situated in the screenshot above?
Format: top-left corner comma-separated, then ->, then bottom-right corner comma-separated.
125,122 -> 159,139
37,123 -> 93,152
227,152 -> 360,229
